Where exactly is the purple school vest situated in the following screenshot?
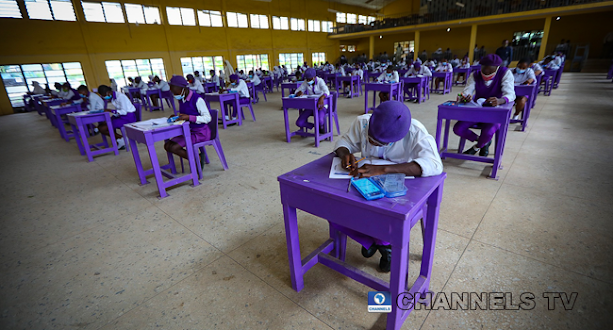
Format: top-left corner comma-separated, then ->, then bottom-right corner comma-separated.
473,67 -> 508,99
179,91 -> 206,129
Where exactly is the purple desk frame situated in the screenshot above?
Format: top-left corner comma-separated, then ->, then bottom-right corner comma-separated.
281,82 -> 302,98
431,72 -> 452,94
124,122 -> 200,199
324,73 -> 340,91
205,82 -> 217,93
512,84 -> 538,132
50,104 -> 83,141
364,82 -> 402,114
453,68 -> 471,86
42,99 -> 65,126
400,76 -> 427,103
67,111 -> 119,162
337,75 -> 361,98
435,102 -> 514,180
204,93 -> 241,129
145,89 -> 163,111
279,154 -> 446,330
282,95 -> 333,148
262,76 -> 273,92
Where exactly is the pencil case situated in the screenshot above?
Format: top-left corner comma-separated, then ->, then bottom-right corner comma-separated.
167,116 -> 179,123
371,174 -> 407,198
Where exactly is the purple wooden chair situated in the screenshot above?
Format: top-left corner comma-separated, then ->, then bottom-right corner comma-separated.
329,91 -> 341,136
146,89 -> 162,112
254,83 -> 267,103
239,97 -> 256,122
160,90 -> 177,115
191,109 -> 229,179
121,103 -> 142,152
541,70 -> 555,96
553,63 -> 564,89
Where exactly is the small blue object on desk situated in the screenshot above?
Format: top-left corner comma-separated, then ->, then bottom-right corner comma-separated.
88,109 -> 104,114
372,174 -> 407,198
351,178 -> 385,201
288,94 -> 295,98
167,116 -> 179,123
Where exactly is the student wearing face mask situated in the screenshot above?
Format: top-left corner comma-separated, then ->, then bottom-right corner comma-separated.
186,74 -> 204,94
208,70 -> 220,88
455,54 -> 516,157
376,66 -> 400,102
247,70 -> 261,86
163,76 -> 212,159
294,68 -> 330,132
511,58 -> 536,120
77,85 -> 104,112
96,85 -> 136,149
333,101 -> 443,272
150,76 -> 171,107
434,58 -> 453,92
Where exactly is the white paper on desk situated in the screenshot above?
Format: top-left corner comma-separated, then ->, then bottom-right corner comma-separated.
467,98 -> 487,107
329,157 -> 414,179
131,118 -> 168,129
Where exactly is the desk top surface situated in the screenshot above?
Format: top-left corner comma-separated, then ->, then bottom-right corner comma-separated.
278,154 -> 446,218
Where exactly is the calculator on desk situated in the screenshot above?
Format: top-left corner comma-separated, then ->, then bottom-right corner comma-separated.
351,178 -> 385,201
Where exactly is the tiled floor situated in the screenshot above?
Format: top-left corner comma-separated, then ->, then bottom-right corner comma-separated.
1,73 -> 612,330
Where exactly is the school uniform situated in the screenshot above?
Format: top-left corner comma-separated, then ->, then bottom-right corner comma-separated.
188,79 -> 204,94
512,67 -> 536,85
530,63 -> 543,74
209,75 -> 220,87
404,66 -> 432,77
86,92 -> 105,112
31,83 -> 45,95
294,77 -> 330,129
230,79 -> 250,99
454,68 -> 516,149
109,92 -> 137,129
352,68 -> 364,81
376,71 -> 399,83
250,74 -> 261,86
435,63 -> 453,73
450,58 -> 460,68
543,61 -> 560,70
170,90 -> 211,147
135,80 -> 147,95
194,75 -> 205,84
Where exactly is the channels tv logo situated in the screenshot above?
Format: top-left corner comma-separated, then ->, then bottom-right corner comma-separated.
368,291 -> 392,313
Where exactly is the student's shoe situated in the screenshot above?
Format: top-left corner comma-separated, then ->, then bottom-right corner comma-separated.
116,138 -> 125,150
378,245 -> 392,273
479,141 -> 492,157
512,114 -> 521,120
361,245 -> 378,258
463,145 -> 478,155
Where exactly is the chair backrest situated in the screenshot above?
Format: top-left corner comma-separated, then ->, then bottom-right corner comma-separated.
134,103 -> 142,122
207,109 -> 218,140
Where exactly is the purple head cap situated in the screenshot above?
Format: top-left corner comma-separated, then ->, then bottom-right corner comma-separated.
368,101 -> 412,143
229,74 -> 239,81
479,54 -> 502,66
304,68 -> 316,80
169,75 -> 188,88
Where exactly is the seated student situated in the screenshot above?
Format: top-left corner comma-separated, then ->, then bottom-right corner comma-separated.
294,68 -> 329,132
238,70 -> 248,80
110,78 -> 118,91
552,51 -> 563,67
194,71 -> 205,84
456,56 -> 471,83
454,54 -> 516,157
450,55 -> 461,68
333,63 -> 346,76
530,61 -> 543,76
77,85 -> 104,112
473,57 -> 481,65
148,76 -> 171,107
163,75 -> 212,159
186,74 -> 204,94
540,56 -> 560,70
273,66 -> 283,81
511,58 -> 537,120
208,70 -> 220,88
424,58 -> 436,67
50,82 -> 63,97
376,66 -> 400,102
133,76 -> 147,97
281,65 -> 288,77
97,85 -> 136,149
30,81 -> 46,95
247,70 -> 261,87
59,82 -> 81,102
127,77 -> 134,87
222,73 -> 250,103
403,62 -> 432,102
342,64 -> 363,97
333,101 -> 443,272
434,58 -> 453,91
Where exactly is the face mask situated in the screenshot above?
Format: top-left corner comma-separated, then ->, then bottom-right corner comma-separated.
307,80 -> 315,85
174,95 -> 183,100
231,82 -> 236,86
63,88 -> 69,92
249,75 -> 253,78
387,73 -> 392,77
80,94 -> 87,98
516,69 -> 526,74
481,70 -> 497,81
188,80 -> 194,84
442,62 -> 447,65
104,95 -> 112,100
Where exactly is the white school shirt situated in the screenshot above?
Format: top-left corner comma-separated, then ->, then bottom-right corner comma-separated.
155,80 -> 170,92
209,75 -> 220,86
337,67 -> 346,76
183,91 -> 211,124
334,115 -> 443,177
376,71 -> 399,83
542,61 -> 560,70
194,76 -> 205,84
111,92 -> 136,116
462,69 -> 516,104
553,56 -> 562,66
61,89 -> 75,101
512,68 -> 536,85
531,63 -> 543,74
250,74 -> 261,86
450,59 -> 460,67
295,77 -> 330,96
405,66 -> 432,77
435,63 -> 453,72
87,92 -> 105,112
459,62 -> 470,69
135,81 -> 147,94
352,69 -> 364,80
230,79 -> 250,98
238,73 -> 248,79
188,79 -> 204,94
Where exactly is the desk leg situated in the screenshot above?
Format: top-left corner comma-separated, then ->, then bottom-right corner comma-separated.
145,139 -> 168,198
72,123 -> 86,157
387,229 -> 410,330
314,107 -> 320,148
183,126 -> 200,187
443,119 -> 450,154
435,118 -> 443,156
283,107 -> 292,143
282,88 -> 285,98
128,138 -> 149,185
420,182 -> 443,293
329,223 -> 347,262
56,113 -> 69,141
235,98 -> 242,126
283,204 -> 304,292
364,89 -> 369,114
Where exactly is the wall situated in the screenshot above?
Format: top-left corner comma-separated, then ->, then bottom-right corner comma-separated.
380,0 -> 422,17
0,0 -> 373,115
475,18 -> 546,56
547,10 -> 613,58
420,27 -> 471,58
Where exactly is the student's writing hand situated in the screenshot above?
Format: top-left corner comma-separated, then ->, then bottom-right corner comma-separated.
294,91 -> 303,97
178,114 -> 190,121
461,94 -> 472,103
341,153 -> 357,173
486,97 -> 499,106
357,164 -> 387,178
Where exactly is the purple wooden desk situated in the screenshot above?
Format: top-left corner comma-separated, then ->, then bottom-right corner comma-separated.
245,81 -> 255,103
67,111 -> 119,162
204,92 -> 241,129
365,71 -> 378,82
262,76 -> 273,92
435,101 -> 514,180
205,82 -> 217,93
431,71 -> 452,94
41,98 -> 65,126
364,82 -> 402,114
282,95 -> 333,147
50,104 -> 83,141
337,75 -> 360,98
512,84 -> 538,132
124,121 -> 199,199
279,154 -> 446,330
453,68 -> 471,86
554,64 -> 564,89
146,89 -> 162,111
400,76 -> 427,103
281,82 -> 302,98
541,70 -> 556,96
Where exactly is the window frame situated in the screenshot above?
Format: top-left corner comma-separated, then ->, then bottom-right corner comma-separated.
226,11 -> 248,28
104,58 -> 166,89
0,0 -> 23,19
197,9 -> 223,27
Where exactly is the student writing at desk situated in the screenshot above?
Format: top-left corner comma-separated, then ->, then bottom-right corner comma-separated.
208,70 -> 220,88
77,85 -> 104,112
434,58 -> 453,92
186,74 -> 204,94
403,62 -> 432,102
97,85 -> 136,150
334,101 -> 443,272
376,66 -> 399,102
294,68 -> 330,132
150,76 -> 171,108
163,76 -> 212,160
512,58 -> 536,120
454,54 -> 516,157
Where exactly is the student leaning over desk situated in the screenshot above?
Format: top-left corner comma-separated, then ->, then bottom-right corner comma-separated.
333,101 -> 443,272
